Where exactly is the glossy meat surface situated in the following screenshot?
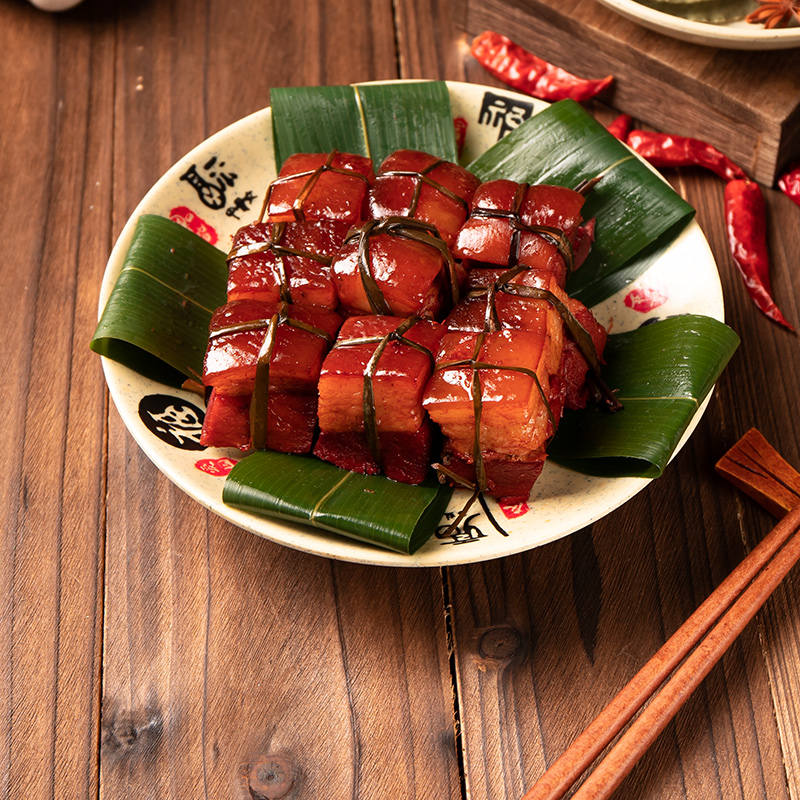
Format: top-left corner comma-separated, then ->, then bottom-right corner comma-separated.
313,420 -> 434,485
200,387 -> 318,453
332,228 -> 451,318
369,150 -> 480,246
227,220 -> 348,308
454,180 -> 585,282
266,152 -> 374,224
203,300 -> 342,393
318,316 -> 444,434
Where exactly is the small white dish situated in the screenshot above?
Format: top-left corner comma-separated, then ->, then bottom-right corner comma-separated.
595,0 -> 800,49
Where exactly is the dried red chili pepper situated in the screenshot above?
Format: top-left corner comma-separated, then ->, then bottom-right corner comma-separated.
778,161 -> 800,207
471,31 -> 613,103
606,113 -> 632,141
725,179 -> 793,331
626,130 -> 747,182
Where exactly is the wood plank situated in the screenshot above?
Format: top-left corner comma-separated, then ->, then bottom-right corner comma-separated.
707,172 -> 800,794
6,2 -> 799,799
404,0 -> 800,795
0,3 -> 113,797
99,2 -> 460,798
460,0 -> 800,184
206,2 -> 400,130
448,425 -> 791,799
102,411 -> 462,798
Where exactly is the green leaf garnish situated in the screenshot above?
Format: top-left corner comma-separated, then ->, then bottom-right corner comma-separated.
272,81 -> 458,169
223,452 -> 452,554
90,214 -> 227,386
548,315 -> 740,477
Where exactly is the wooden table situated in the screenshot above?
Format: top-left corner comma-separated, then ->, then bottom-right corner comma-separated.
3,0 -> 800,798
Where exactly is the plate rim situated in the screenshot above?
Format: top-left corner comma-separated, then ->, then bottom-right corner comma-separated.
99,78 -> 724,568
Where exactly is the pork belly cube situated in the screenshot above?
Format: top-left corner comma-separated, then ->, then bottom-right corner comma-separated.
200,389 -> 250,450
315,315 -> 443,484
423,329 -> 553,458
560,296 -> 608,410
313,419 -> 434,485
453,180 -> 585,281
463,259 -> 572,292
332,227 -> 453,319
460,260 -> 506,291
433,365 -> 567,501
463,262 -> 560,298
200,387 -> 318,453
265,152 -> 374,224
445,272 -> 568,375
423,308 -> 564,460
227,220 -> 349,308
451,277 -> 608,412
440,444 -> 547,504
202,300 -> 342,394
369,150 -> 480,246
258,390 -> 318,453
463,245 -> 569,289
317,316 -> 444,434
445,271 -> 566,340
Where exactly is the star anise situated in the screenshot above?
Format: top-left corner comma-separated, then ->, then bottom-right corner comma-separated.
746,0 -> 800,28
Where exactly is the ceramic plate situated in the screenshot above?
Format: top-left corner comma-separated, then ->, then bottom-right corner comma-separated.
99,80 -> 724,567
595,0 -> 800,49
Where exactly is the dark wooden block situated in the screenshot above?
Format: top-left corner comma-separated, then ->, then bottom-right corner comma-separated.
461,0 -> 800,184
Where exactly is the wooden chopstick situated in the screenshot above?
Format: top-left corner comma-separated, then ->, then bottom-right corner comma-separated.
521,430 -> 800,800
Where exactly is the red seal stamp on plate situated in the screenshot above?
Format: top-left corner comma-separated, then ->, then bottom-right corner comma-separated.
499,500 -> 530,520
624,285 -> 668,314
195,457 -> 238,476
169,206 -> 219,245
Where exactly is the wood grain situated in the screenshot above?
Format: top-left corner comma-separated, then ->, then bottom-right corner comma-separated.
4,0 -> 800,798
0,4 -> 113,798
99,1 -> 459,799
448,430 -> 791,799
101,411 -> 461,799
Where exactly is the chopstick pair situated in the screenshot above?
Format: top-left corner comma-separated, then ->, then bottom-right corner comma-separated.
520,429 -> 800,800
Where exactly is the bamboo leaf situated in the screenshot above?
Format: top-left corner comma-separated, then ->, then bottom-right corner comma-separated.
271,85 -> 367,168
271,81 -> 458,170
548,315 -> 740,477
223,451 -> 452,554
356,82 -> 459,166
90,214 -> 228,386
467,100 -> 696,306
